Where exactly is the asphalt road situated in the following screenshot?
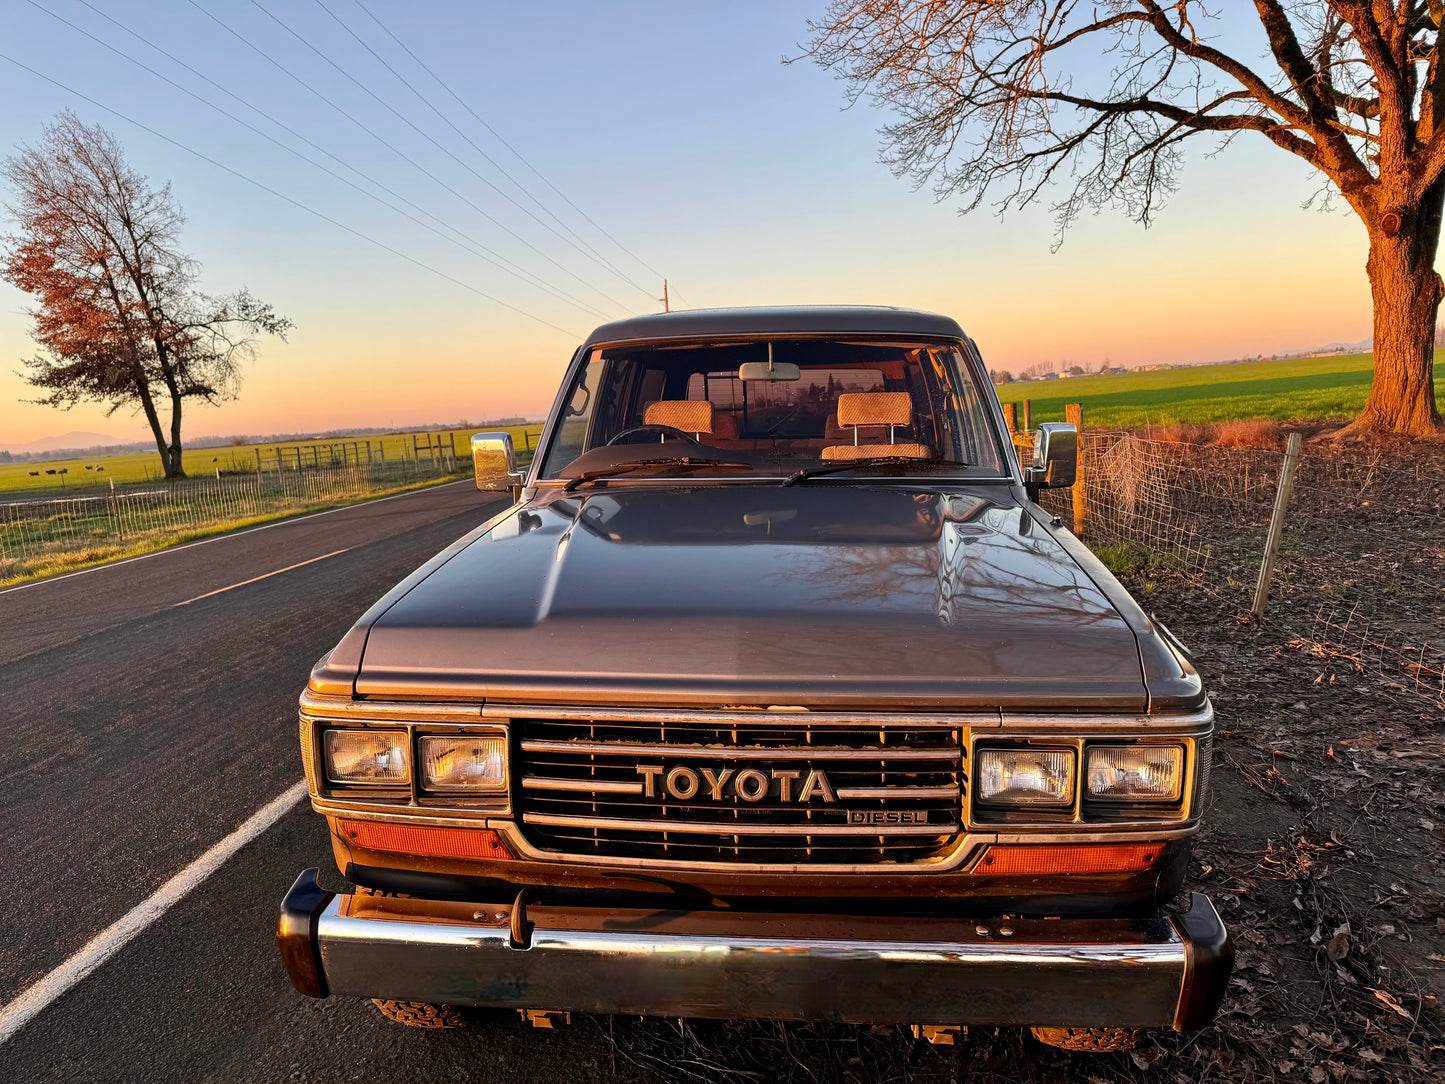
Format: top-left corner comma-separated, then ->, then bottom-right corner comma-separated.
0,480 -> 966,1084
0,481 -> 542,1079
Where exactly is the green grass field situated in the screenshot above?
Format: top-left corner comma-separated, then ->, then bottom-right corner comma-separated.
993,351 -> 1443,426
0,423 -> 544,495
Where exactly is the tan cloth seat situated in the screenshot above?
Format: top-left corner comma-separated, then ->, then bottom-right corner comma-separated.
821,442 -> 930,461
837,391 -> 912,429
712,412 -> 740,440
822,391 -> 928,460
644,400 -> 713,436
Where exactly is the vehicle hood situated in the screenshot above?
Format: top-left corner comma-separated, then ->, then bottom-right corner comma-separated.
353,485 -> 1147,710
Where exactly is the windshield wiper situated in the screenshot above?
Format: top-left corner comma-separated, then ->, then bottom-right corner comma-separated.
781,456 -> 970,487
563,457 -> 751,492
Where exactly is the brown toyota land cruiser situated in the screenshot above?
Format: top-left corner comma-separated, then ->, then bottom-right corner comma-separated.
278,306 -> 1231,1051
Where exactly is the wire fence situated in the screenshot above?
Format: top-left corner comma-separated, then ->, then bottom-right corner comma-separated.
0,455 -> 466,582
1052,429 -> 1445,711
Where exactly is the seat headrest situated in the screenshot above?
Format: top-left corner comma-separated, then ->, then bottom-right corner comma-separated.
837,392 -> 912,428
644,400 -> 713,433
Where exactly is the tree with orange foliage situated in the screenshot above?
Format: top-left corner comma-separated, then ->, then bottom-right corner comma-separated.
2,112 -> 290,478
802,2 -> 1445,437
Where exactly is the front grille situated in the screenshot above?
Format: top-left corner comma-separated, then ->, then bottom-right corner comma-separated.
515,716 -> 964,864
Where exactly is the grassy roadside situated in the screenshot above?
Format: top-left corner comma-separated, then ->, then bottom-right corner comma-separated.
0,423 -> 543,496
0,472 -> 467,590
994,350 -> 1444,425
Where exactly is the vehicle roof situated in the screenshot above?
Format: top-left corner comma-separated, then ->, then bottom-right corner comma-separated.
580,305 -> 968,348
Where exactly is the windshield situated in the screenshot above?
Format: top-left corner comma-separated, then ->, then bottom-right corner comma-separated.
537,339 -> 1008,480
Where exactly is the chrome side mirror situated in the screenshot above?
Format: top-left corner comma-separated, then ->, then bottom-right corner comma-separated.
471,432 -> 523,492
1027,422 -> 1077,489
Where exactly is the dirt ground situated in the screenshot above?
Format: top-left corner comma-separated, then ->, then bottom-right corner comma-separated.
581,439 -> 1445,1083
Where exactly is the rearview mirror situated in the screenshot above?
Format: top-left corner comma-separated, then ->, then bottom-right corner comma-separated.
738,360 -> 801,382
471,432 -> 523,492
1027,423 -> 1077,489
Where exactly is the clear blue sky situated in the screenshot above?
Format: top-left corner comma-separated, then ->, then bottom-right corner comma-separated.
0,1 -> 1373,446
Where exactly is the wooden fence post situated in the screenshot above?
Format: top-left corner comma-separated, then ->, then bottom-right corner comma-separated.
1251,432 -> 1303,619
1021,399 -> 1032,432
1002,402 -> 1017,433
1066,402 -> 1086,535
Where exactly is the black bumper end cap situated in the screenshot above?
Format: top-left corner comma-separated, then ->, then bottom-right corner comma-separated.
277,868 -> 334,998
1172,892 -> 1234,1031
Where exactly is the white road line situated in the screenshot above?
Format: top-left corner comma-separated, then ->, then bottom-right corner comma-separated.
172,549 -> 348,607
0,479 -> 470,598
0,781 -> 308,1046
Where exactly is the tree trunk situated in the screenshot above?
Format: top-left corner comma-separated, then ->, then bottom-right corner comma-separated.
1348,217 -> 1445,437
166,387 -> 185,480
135,374 -> 174,479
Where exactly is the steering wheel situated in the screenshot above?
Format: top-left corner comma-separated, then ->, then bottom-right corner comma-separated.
605,424 -> 702,446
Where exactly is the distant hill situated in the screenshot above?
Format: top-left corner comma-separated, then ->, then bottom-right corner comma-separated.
4,431 -> 129,455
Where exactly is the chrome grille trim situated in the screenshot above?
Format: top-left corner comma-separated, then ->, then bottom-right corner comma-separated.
520,739 -> 960,761
522,813 -> 949,837
522,777 -> 645,795
515,714 -> 965,865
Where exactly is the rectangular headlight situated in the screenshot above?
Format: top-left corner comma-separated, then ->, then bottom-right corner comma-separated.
420,734 -> 507,793
977,747 -> 1075,806
324,729 -> 408,785
1086,744 -> 1184,801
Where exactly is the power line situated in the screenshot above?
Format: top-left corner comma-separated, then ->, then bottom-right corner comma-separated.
245,0 -> 656,304
349,0 -> 672,288
0,51 -> 581,337
303,0 -> 655,300
312,0 -> 644,296
186,0 -> 631,313
30,0 -> 613,320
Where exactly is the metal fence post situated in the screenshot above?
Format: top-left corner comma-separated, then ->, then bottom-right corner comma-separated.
1251,432 -> 1303,619
1066,402 -> 1086,535
109,475 -> 125,542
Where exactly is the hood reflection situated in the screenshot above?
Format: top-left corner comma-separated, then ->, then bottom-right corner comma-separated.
552,486 -> 944,547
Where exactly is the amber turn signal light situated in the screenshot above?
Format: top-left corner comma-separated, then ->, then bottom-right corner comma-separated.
974,842 -> 1163,875
336,819 -> 512,860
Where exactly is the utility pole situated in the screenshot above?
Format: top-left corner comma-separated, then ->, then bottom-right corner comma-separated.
661,279 -> 669,312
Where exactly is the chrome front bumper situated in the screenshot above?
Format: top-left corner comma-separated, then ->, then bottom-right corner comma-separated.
278,870 -> 1232,1030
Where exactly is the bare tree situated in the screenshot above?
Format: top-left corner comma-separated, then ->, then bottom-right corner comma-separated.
802,3 -> 1445,437
2,112 -> 290,478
